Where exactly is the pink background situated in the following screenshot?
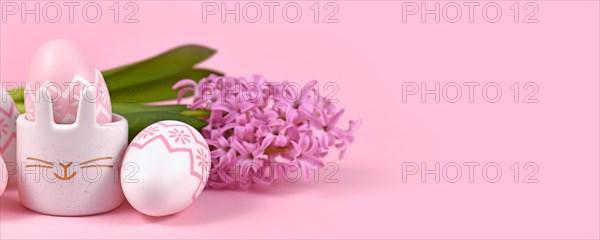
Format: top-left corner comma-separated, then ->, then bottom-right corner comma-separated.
1,0 -> 599,239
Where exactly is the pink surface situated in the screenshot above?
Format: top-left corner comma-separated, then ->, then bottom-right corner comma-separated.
1,1 -> 599,239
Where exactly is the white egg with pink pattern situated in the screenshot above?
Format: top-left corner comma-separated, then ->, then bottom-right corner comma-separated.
121,120 -> 211,217
1,87 -> 19,183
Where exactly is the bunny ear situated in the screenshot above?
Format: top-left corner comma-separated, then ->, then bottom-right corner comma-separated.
35,85 -> 55,127
75,86 -> 97,128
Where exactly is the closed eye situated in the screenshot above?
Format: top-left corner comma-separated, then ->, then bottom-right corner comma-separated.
26,157 -> 54,168
80,157 -> 113,169
81,165 -> 113,169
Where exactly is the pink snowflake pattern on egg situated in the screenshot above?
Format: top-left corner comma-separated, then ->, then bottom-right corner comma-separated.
137,125 -> 159,140
195,148 -> 211,190
168,128 -> 192,144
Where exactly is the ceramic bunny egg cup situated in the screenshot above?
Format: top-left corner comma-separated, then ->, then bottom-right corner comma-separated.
16,87 -> 128,216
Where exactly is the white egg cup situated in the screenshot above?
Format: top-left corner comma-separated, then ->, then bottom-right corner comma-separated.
16,88 -> 128,216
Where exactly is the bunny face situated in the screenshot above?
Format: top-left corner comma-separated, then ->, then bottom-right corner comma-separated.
16,88 -> 128,216
24,156 -> 115,182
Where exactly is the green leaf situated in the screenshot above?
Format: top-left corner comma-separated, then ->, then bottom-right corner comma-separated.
112,103 -> 210,117
110,68 -> 222,103
15,102 -> 25,114
112,103 -> 189,114
121,111 -> 207,142
7,87 -> 24,103
181,110 -> 211,118
103,45 -> 216,89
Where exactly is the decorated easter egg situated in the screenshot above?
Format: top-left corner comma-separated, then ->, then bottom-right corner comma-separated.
0,87 -> 19,181
121,120 -> 211,217
1,156 -> 7,196
25,39 -> 111,124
